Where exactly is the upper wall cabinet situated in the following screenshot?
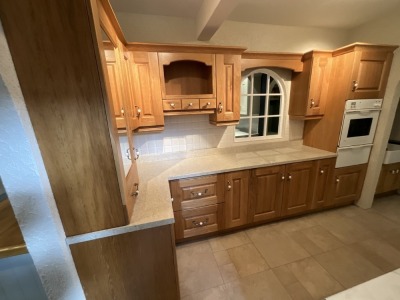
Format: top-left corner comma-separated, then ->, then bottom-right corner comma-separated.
104,42 -> 126,129
129,51 -> 164,131
334,44 -> 397,100
289,51 -> 332,119
209,54 -> 242,125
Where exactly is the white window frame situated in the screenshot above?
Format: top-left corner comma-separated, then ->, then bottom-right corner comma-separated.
235,68 -> 286,142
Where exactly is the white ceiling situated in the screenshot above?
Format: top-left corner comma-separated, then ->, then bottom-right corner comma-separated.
110,0 -> 400,29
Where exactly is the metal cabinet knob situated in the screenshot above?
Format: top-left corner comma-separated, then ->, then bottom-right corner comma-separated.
136,106 -> 141,117
170,103 -> 175,108
287,174 -> 292,180
197,192 -> 202,197
188,103 -> 193,107
281,175 -> 285,180
121,107 -> 125,115
218,102 -> 223,113
397,169 -> 400,174
131,183 -> 139,197
320,169 -> 324,174
227,181 -> 232,191
336,178 -> 340,183
126,148 -> 131,160
207,102 -> 211,105
310,99 -> 315,108
391,170 -> 397,174
352,80 -> 358,92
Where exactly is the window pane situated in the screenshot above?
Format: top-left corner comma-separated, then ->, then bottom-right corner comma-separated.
235,118 -> 250,138
241,76 -> 252,95
267,117 -> 280,135
251,118 -> 265,137
240,96 -> 251,117
252,96 -> 266,116
268,96 -> 281,115
269,77 -> 280,94
253,73 -> 267,94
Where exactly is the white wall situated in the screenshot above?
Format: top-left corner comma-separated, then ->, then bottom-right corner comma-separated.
116,13 -> 349,52
348,7 -> 400,208
0,23 -> 85,300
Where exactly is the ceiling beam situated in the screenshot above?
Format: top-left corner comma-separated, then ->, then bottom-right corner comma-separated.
196,0 -> 239,41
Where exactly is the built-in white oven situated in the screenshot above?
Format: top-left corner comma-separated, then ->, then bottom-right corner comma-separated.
336,99 -> 382,168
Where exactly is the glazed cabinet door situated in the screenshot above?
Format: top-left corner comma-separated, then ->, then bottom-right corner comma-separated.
282,161 -> 316,216
130,51 -> 164,130
224,170 -> 249,229
210,54 -> 241,125
103,42 -> 126,129
348,49 -> 394,99
332,164 -> 367,205
312,158 -> 336,209
249,165 -> 285,223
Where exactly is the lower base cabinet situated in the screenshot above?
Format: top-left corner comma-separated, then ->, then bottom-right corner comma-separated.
331,164 -> 367,205
376,162 -> 400,194
171,158 -> 368,242
70,225 -> 180,300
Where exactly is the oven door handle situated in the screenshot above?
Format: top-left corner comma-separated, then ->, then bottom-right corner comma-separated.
345,109 -> 381,114
338,144 -> 373,150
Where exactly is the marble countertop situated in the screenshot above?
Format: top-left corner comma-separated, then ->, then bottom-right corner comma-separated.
67,141 -> 336,244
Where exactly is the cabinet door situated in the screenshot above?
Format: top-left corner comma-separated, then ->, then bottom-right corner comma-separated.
376,163 -> 400,194
249,165 -> 285,222
312,158 -> 336,209
210,54 -> 241,124
307,53 -> 332,116
224,170 -> 249,229
332,164 -> 367,205
348,50 -> 394,99
289,52 -> 332,119
104,44 -> 126,129
130,51 -> 164,129
282,161 -> 316,216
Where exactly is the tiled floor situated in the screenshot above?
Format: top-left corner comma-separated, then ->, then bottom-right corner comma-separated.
176,194 -> 400,300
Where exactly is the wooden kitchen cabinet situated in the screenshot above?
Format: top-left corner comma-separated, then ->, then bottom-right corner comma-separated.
248,165 -> 285,222
281,161 -> 317,216
104,42 -> 126,129
224,170 -> 250,229
331,164 -> 367,206
289,51 -> 332,119
158,52 -> 216,100
312,158 -> 336,209
129,51 -> 164,131
209,54 -> 241,125
376,162 -> 400,194
347,47 -> 395,99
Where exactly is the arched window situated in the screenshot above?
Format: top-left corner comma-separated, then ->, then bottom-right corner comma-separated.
235,69 -> 285,140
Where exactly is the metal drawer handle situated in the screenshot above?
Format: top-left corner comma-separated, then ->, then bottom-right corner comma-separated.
170,103 -> 175,108
352,80 -> 358,92
192,218 -> 209,227
191,189 -> 208,198
131,183 -> 139,197
218,102 -> 223,113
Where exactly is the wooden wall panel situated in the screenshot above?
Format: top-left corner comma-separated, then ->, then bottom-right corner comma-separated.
70,225 -> 180,300
0,0 -> 126,235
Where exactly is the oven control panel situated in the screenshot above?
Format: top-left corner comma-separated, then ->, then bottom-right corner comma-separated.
345,99 -> 382,110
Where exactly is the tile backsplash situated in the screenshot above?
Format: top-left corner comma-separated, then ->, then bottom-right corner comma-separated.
120,115 -> 304,157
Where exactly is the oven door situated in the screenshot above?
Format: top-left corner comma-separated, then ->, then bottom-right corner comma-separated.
339,109 -> 380,147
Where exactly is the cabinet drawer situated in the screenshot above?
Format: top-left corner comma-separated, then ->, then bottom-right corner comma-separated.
170,175 -> 224,211
199,99 -> 216,109
163,100 -> 182,111
174,204 -> 223,240
182,99 -> 200,110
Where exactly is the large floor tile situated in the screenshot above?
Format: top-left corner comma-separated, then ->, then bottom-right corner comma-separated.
247,226 -> 309,268
213,250 -> 232,266
285,257 -> 344,299
177,241 -> 223,296
181,285 -> 228,300
219,263 -> 240,283
227,243 -> 268,277
350,237 -> 400,273
326,271 -> 400,300
289,225 -> 344,256
311,210 -> 376,244
208,231 -> 251,252
315,246 -> 384,289
223,270 -> 292,300
370,195 -> 400,224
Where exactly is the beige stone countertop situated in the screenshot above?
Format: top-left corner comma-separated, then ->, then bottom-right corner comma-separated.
66,141 -> 336,245
128,141 -> 336,228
